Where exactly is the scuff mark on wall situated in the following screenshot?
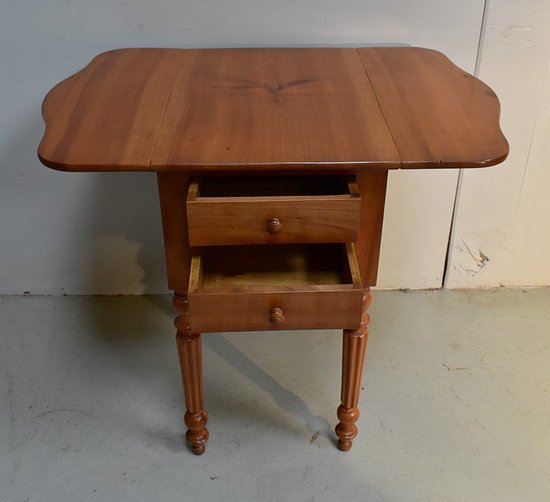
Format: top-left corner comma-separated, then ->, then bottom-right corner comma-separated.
490,24 -> 534,41
454,239 -> 490,276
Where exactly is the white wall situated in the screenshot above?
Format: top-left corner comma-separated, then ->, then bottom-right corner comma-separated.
446,0 -> 550,288
0,0 -> 505,294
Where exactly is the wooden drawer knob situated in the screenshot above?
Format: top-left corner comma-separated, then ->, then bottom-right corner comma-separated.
266,217 -> 283,234
269,307 -> 285,325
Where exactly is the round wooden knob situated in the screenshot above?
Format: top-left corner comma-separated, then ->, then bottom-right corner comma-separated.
266,217 -> 282,234
269,307 -> 285,325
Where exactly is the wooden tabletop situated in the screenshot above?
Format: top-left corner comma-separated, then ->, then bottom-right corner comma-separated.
38,47 -> 508,173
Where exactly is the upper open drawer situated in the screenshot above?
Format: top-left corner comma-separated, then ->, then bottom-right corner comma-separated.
186,175 -> 361,246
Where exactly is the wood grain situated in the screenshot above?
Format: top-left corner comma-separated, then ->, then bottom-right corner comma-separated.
152,48 -> 399,171
187,244 -> 363,332
186,176 -> 361,246
335,291 -> 371,451
39,49 -> 186,171
358,47 -> 509,168
188,289 -> 363,332
176,330 -> 209,455
39,47 -> 508,172
354,171 -> 388,286
157,173 -> 192,293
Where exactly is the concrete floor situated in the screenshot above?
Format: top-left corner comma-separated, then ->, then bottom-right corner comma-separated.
1,289 -> 549,502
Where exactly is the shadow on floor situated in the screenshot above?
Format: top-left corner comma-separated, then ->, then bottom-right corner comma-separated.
203,334 -> 335,444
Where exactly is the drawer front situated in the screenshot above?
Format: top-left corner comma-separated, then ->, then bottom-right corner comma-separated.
188,289 -> 364,332
187,243 -> 364,332
186,179 -> 361,246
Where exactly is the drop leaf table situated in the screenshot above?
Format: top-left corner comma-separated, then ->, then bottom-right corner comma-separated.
39,47 -> 508,454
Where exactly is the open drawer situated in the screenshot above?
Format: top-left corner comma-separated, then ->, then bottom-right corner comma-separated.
186,175 -> 361,246
187,243 -> 364,332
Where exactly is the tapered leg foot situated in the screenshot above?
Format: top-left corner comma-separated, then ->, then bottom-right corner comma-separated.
336,405 -> 359,451
335,291 -> 371,451
185,411 -> 209,455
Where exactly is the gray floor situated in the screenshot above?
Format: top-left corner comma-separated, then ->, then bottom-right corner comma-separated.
1,289 -> 549,502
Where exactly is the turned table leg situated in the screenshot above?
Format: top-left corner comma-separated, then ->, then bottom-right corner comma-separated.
174,295 -> 209,455
335,291 -> 371,451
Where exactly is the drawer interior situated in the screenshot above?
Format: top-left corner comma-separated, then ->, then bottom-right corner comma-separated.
193,175 -> 357,198
190,243 -> 361,292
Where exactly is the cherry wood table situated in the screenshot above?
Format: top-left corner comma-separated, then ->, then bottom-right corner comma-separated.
39,47 -> 508,454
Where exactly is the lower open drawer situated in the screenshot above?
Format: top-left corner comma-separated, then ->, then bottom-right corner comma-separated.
187,243 -> 364,332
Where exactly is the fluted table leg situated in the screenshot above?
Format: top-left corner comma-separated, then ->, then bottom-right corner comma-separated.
335,291 -> 371,451
174,295 -> 209,455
